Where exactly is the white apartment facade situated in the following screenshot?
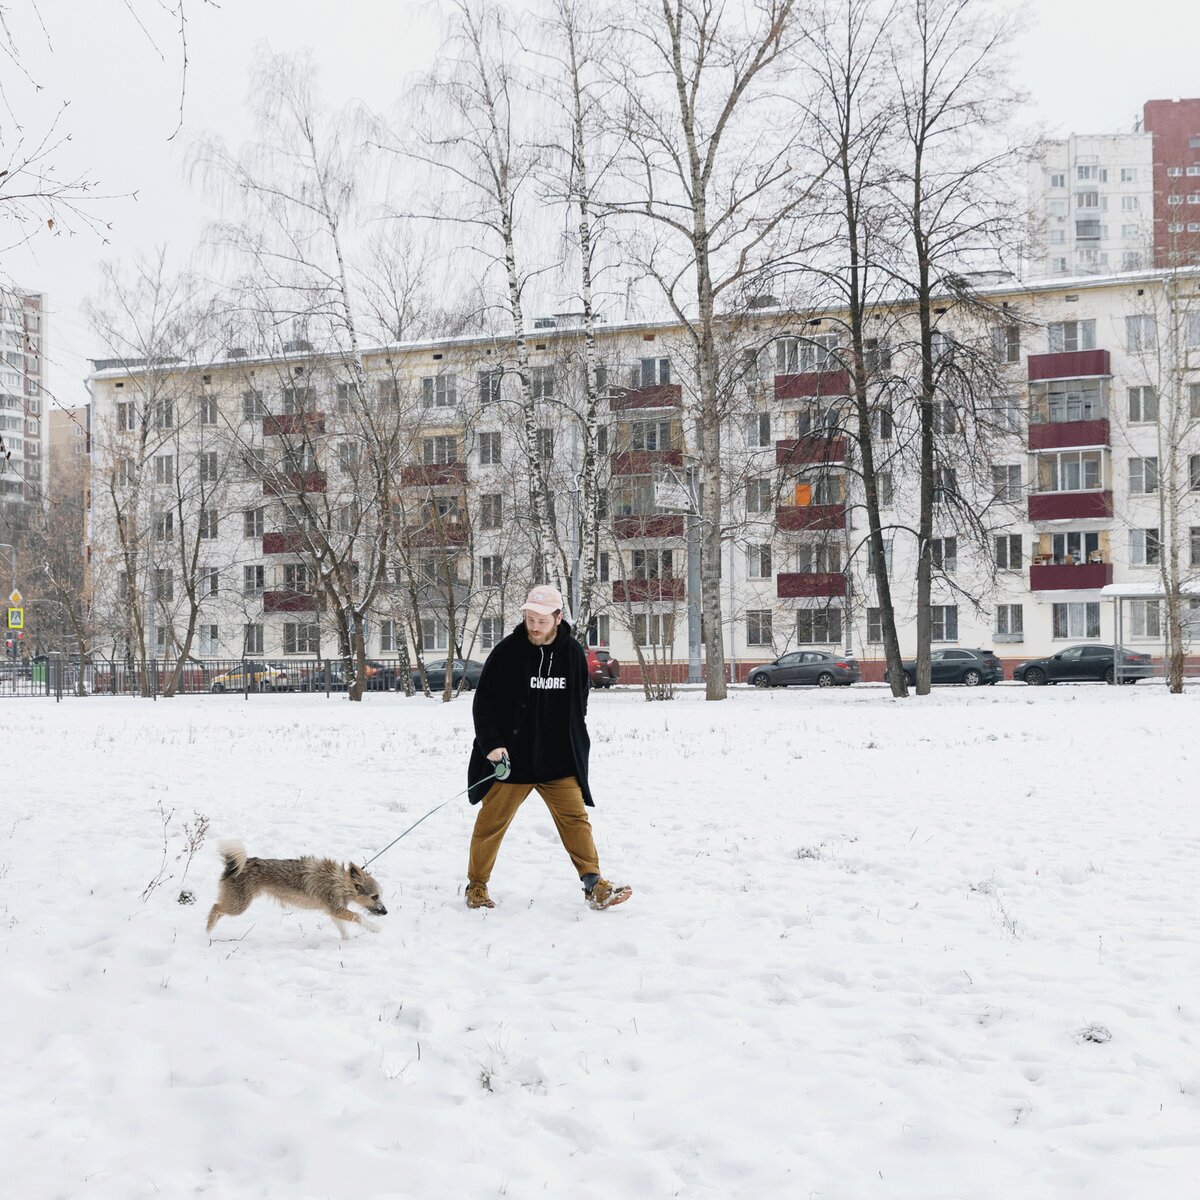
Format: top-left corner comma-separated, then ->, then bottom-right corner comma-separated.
0,289 -> 47,506
1027,134 -> 1154,279
86,270 -> 1200,681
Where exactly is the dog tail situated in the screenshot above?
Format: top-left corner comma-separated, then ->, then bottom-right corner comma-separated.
217,839 -> 248,878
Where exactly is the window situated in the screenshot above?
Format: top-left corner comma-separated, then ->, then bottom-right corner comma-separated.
1123,251 -> 1144,270
876,472 -> 893,507
1050,229 -> 1066,245
797,607 -> 842,644
154,454 -> 174,484
281,386 -> 314,415
994,535 -> 1022,570
1190,165 -> 1200,176
1131,600 -> 1162,639
1190,194 -> 1200,205
422,374 -> 457,408
201,568 -> 219,598
1053,602 -> 1100,639
864,338 -> 892,373
931,398 -> 957,436
284,622 -> 320,655
797,404 -> 839,436
242,390 -> 265,420
154,511 -> 173,541
1127,386 -> 1157,423
115,401 -> 134,432
596,425 -> 608,456
153,398 -> 174,429
1191,527 -> 1200,568
1120,167 -> 1138,183
996,604 -> 1023,640
1191,455 -> 1200,492
632,357 -> 671,386
115,456 -> 135,486
1076,165 -> 1106,182
1191,383 -> 1200,420
1121,223 -> 1140,239
746,610 -> 773,646
792,543 -> 840,573
536,428 -> 554,462
633,548 -> 674,579
1121,195 -> 1140,211
199,508 -> 218,540
1126,315 -> 1157,352
1129,457 -> 1158,494
481,555 -> 503,588
530,366 -> 555,401
423,436 -> 457,464
1039,380 -> 1104,423
629,419 -> 674,451
931,605 -> 958,642
1075,191 -> 1102,209
993,465 -> 1021,502
866,537 -> 892,575
1051,257 -> 1068,274
776,334 -> 838,374
1047,320 -> 1096,352
244,624 -> 264,655
598,552 -> 609,583
1050,172 -> 1065,189
634,613 -> 675,647
866,607 -> 883,643
241,448 -> 266,479
747,413 -> 771,447
992,325 -> 1021,364
930,537 -> 957,574
1036,450 -> 1103,492
479,494 -> 503,529
338,441 -> 359,473
479,432 -> 501,465
198,394 -> 218,425
1075,219 -> 1102,241
479,370 -> 502,405
870,406 -> 893,440
746,544 -> 772,579
1130,527 -> 1161,566
1169,222 -> 1186,233
243,565 -> 264,594
746,478 -> 772,514
244,507 -> 264,538
379,620 -> 397,653
283,563 -> 310,592
198,451 -> 219,483
153,568 -> 173,602
933,467 -> 956,506
585,614 -> 610,648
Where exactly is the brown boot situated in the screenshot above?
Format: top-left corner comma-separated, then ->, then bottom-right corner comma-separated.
583,878 -> 632,910
465,882 -> 495,909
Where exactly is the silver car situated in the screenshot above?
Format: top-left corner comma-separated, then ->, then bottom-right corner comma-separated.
748,651 -> 861,688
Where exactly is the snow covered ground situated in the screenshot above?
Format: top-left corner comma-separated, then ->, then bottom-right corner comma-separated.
2,684 -> 1198,1199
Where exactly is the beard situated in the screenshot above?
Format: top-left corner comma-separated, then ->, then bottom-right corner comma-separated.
525,623 -> 557,646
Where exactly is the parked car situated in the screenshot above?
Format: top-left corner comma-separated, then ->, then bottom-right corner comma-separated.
1012,644 -> 1154,685
586,648 -> 620,688
748,650 -> 860,688
411,658 -> 486,692
210,661 -> 289,692
885,648 -> 1003,688
300,660 -> 397,692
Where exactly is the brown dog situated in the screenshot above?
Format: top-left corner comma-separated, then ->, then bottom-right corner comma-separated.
206,840 -> 387,937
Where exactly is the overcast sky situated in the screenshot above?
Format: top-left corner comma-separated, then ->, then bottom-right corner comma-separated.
5,0 -> 1197,412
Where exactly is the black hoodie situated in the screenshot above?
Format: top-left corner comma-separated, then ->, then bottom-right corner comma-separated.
467,618 -> 594,806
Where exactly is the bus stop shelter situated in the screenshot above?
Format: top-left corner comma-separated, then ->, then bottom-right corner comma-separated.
1100,582 -> 1200,683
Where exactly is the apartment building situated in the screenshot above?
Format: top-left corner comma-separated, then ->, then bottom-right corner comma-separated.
86,269 -> 1200,680
1146,97 -> 1200,267
0,289 -> 47,506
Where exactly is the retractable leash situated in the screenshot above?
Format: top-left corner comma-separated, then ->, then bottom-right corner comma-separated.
361,753 -> 511,870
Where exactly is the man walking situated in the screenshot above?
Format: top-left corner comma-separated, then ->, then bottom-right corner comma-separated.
464,584 -> 631,912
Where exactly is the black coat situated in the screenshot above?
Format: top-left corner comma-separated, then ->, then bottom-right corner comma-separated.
467,619 -> 594,806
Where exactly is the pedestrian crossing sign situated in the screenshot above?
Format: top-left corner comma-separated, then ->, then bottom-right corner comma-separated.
7,607 -> 23,630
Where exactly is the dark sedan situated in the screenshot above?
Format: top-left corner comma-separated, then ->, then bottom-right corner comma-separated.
1012,645 -> 1154,685
299,660 -> 396,691
748,650 -> 860,688
886,648 -> 1003,687
411,657 -> 486,692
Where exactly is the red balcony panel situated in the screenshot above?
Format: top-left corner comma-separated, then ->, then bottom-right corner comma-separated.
263,590 -> 319,613
775,436 -> 847,467
1027,349 -> 1111,382
406,522 -> 469,547
1027,490 -> 1113,521
264,411 -> 326,436
775,504 -> 845,532
1028,419 -> 1110,450
612,577 -> 687,603
776,572 -> 846,599
1030,562 -> 1114,591
263,470 -> 327,496
263,532 -> 306,554
613,514 -> 685,539
400,463 -> 468,488
774,370 -> 850,401
611,448 -> 685,476
609,382 -> 683,411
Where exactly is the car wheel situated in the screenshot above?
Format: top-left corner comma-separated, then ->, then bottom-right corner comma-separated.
1104,666 -> 1115,685
461,678 -> 473,692
963,669 -> 982,687
259,680 -> 273,693
904,673 -> 915,688
751,673 -> 771,688
1025,667 -> 1046,686
210,682 -> 225,693
816,672 -> 835,688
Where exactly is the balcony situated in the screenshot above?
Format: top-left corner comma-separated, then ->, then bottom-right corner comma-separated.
263,532 -> 307,554
405,520 -> 469,548
775,504 -> 845,533
1030,562 -> 1113,591
775,435 -> 847,467
1027,490 -> 1113,521
264,411 -> 325,436
776,572 -> 846,599
613,514 -> 685,540
1027,350 -> 1111,382
611,448 -> 684,476
263,470 -> 327,496
1028,418 -> 1110,450
400,462 -> 468,488
263,589 -> 320,613
609,382 -> 682,411
774,369 -> 850,401
612,577 -> 687,604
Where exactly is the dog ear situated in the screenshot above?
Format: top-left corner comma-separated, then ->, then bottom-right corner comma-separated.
348,863 -> 364,880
